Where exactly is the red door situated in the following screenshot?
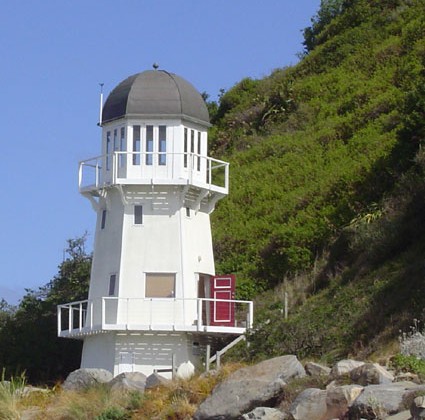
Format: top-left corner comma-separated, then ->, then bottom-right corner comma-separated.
210,275 -> 235,326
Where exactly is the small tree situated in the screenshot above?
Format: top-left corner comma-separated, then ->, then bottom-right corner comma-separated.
0,235 -> 91,383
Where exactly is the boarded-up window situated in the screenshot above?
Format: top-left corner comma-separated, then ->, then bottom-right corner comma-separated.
145,273 -> 175,298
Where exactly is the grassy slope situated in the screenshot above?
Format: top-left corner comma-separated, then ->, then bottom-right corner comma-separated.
210,0 -> 425,361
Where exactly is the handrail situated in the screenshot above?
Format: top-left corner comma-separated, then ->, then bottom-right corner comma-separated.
78,152 -> 229,193
57,296 -> 253,335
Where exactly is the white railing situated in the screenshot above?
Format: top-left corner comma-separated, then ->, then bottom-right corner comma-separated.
78,152 -> 229,194
58,297 -> 253,337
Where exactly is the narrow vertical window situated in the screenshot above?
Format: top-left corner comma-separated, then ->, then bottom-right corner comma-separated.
119,127 -> 126,168
186,207 -> 191,217
133,125 -> 140,165
101,209 -> 106,229
197,132 -> 201,171
109,274 -> 116,296
134,205 -> 143,225
159,125 -> 166,165
113,129 -> 118,151
146,125 -> 153,165
184,128 -> 188,168
106,131 -> 111,170
191,130 -> 195,169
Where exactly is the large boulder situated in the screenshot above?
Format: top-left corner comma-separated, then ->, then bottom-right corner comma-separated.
304,362 -> 331,377
145,372 -> 170,389
109,371 -> 147,392
348,381 -> 423,419
242,407 -> 290,419
330,359 -> 364,378
289,388 -> 327,420
350,363 -> 394,386
411,395 -> 425,419
325,384 -> 363,419
194,355 -> 306,420
62,368 -> 113,391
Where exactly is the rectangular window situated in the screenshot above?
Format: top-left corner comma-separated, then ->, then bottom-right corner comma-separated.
146,125 -> 153,165
184,128 -> 188,168
101,209 -> 106,229
133,125 -> 140,165
119,127 -> 126,168
145,273 -> 175,298
113,129 -> 119,151
109,274 -> 116,296
158,125 -> 166,166
106,131 -> 111,170
197,132 -> 201,171
134,205 -> 143,225
186,207 -> 191,217
191,130 -> 195,153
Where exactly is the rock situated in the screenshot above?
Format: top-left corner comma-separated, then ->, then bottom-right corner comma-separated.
145,372 -> 170,389
242,407 -> 290,419
411,395 -> 425,419
176,361 -> 195,380
109,371 -> 147,392
305,362 -> 331,377
62,368 -> 113,391
350,363 -> 394,386
348,381 -> 420,419
330,359 -> 364,378
325,384 -> 363,419
396,372 -> 421,384
194,355 -> 306,420
386,410 -> 413,419
289,388 -> 327,420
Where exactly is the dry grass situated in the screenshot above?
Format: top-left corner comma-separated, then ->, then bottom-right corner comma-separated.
0,362 -> 247,420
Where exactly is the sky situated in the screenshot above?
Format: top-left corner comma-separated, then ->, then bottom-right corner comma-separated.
0,0 -> 320,304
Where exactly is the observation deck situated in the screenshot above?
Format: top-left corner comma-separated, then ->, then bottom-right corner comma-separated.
58,297 -> 253,338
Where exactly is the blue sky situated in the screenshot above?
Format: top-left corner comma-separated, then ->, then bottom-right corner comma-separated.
0,0 -> 320,304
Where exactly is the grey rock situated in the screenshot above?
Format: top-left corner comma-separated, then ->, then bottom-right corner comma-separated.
386,410 -> 413,420
242,407 -> 290,420
348,381 -> 420,419
305,362 -> 331,377
145,372 -> 170,389
63,368 -> 113,391
411,395 -> 425,419
194,355 -> 306,420
290,388 -> 327,420
109,371 -> 147,392
326,384 -> 363,419
350,363 -> 394,386
330,359 -> 364,378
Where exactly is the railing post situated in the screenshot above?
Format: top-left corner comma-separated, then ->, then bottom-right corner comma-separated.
102,298 -> 106,329
57,306 -> 62,336
225,163 -> 229,190
69,305 -> 73,331
90,300 -> 93,330
79,302 -> 83,331
197,299 -> 203,331
206,344 -> 211,373
248,302 -> 254,329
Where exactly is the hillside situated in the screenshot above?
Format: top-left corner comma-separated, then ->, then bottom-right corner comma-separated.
209,0 -> 425,361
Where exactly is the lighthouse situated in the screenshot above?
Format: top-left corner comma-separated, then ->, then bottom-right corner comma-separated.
58,68 -> 253,376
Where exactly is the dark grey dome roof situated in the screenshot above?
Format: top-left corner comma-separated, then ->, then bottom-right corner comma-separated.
102,70 -> 210,125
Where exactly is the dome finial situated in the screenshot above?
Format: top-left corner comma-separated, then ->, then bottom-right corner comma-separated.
153,63 -> 159,70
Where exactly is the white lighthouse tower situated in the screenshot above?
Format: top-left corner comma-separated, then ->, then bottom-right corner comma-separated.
58,68 -> 253,376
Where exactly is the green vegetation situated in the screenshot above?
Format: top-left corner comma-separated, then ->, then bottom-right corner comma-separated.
0,235 -> 91,384
210,0 -> 425,361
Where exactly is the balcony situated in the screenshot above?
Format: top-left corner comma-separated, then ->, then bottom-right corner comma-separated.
57,297 -> 253,339
78,152 -> 229,196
